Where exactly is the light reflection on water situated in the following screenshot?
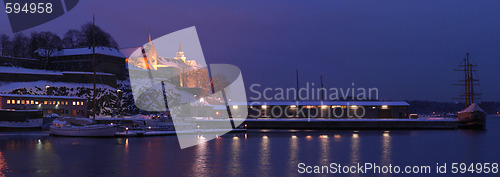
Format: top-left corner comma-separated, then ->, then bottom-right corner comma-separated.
348,133 -> 361,177
319,135 -> 330,164
287,134 -> 299,177
0,151 -> 7,177
381,131 -> 392,177
32,139 -> 61,175
0,118 -> 500,177
258,134 -> 271,176
192,137 -> 209,176
228,134 -> 241,176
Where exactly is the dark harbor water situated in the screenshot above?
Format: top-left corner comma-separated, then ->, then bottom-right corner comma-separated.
1,117 -> 500,177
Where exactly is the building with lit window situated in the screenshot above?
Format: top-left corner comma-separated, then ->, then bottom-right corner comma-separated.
0,94 -> 87,117
244,101 -> 409,119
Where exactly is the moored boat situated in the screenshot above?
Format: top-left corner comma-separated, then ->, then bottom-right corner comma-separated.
457,103 -> 486,129
453,53 -> 485,129
0,109 -> 43,130
49,117 -> 117,137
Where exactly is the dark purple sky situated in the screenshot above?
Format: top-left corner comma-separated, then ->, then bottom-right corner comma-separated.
1,0 -> 500,102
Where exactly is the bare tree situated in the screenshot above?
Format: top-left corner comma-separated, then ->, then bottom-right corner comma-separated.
11,33 -> 29,58
30,31 -> 62,69
62,29 -> 81,48
0,34 -> 11,56
78,22 -> 119,49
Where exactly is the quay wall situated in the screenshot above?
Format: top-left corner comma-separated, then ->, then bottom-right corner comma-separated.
196,119 -> 458,130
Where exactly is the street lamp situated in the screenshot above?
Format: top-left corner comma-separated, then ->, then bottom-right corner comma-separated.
116,89 -> 123,117
45,85 -> 50,95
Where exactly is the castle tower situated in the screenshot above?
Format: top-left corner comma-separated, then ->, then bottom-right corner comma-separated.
174,43 -> 187,62
144,32 -> 158,70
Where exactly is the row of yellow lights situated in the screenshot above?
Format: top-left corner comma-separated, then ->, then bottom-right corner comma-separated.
6,99 -> 84,106
258,105 -> 389,109
223,133 -> 389,139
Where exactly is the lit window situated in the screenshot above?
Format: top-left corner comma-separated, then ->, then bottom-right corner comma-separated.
26,100 -> 30,105
77,102 -> 80,106
21,100 -> 25,104
52,101 -> 56,105
57,101 -> 60,105
16,100 -> 20,104
31,100 -> 34,104
6,100 -> 10,104
381,105 -> 389,109
44,101 -> 47,104
261,105 -> 267,109
35,101 -> 39,104
80,101 -> 84,105
72,101 -> 76,105
65,101 -> 68,105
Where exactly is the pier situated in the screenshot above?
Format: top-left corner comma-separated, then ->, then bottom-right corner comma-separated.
241,118 -> 458,129
114,129 -> 246,137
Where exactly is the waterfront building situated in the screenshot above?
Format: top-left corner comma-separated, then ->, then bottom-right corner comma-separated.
0,94 -> 87,117
44,47 -> 127,78
242,101 -> 409,119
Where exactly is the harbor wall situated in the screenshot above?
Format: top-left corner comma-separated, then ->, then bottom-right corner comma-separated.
196,119 -> 457,130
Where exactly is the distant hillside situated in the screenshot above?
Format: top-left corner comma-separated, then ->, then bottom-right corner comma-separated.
407,100 -> 500,115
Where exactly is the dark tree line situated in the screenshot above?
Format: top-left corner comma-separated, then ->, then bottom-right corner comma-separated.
0,22 -> 119,59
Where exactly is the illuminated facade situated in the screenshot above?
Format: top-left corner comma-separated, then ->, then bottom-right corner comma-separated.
126,33 -> 211,96
244,101 -> 410,119
0,94 -> 87,117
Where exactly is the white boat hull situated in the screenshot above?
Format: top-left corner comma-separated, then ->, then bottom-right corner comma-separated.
49,124 -> 117,137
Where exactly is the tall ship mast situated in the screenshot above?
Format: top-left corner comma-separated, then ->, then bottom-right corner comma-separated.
454,53 -> 481,107
454,53 -> 486,129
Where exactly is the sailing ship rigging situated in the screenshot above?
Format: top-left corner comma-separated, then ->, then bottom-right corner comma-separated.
453,53 -> 486,129
453,52 -> 481,107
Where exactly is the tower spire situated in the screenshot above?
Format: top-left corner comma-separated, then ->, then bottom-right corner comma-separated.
174,42 -> 186,62
148,25 -> 151,42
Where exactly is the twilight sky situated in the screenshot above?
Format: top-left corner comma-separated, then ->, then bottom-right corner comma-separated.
1,0 -> 499,102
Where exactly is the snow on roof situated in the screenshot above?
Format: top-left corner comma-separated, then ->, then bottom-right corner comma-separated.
458,103 -> 485,113
51,47 -> 125,58
0,94 -> 86,100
